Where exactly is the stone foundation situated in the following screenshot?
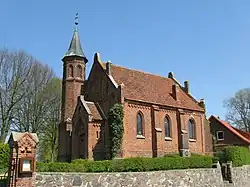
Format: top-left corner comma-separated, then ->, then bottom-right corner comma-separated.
35,165 -> 250,187
35,168 -> 223,187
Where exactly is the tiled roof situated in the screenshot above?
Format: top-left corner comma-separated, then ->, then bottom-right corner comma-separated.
233,127 -> 250,140
86,102 -> 104,120
101,62 -> 204,112
10,132 -> 39,143
209,115 -> 250,144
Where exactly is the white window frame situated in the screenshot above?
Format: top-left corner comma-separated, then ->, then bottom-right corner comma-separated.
216,131 -> 224,140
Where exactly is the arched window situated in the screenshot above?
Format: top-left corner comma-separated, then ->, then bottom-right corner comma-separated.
188,119 -> 196,139
68,65 -> 73,77
164,116 -> 171,138
76,65 -> 83,78
137,112 -> 144,136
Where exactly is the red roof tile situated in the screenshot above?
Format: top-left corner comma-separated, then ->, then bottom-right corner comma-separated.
209,115 -> 250,144
86,102 -> 104,120
101,62 -> 204,112
233,127 -> 250,140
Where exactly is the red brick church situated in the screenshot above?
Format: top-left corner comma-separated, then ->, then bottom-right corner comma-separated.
58,21 -> 211,161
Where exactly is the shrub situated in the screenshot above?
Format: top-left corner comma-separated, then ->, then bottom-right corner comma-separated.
37,154 -> 214,173
0,142 -> 10,170
214,151 -> 225,163
223,146 -> 250,167
163,154 -> 180,158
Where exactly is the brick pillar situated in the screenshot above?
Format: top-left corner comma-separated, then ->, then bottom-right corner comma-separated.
7,132 -> 39,187
177,109 -> 190,157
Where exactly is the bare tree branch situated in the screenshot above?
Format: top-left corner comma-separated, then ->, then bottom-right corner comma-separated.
224,88 -> 250,132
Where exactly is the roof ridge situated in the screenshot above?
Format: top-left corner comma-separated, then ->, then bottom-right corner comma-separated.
101,62 -> 172,81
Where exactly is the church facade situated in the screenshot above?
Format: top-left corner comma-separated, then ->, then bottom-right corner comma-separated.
58,23 -> 212,162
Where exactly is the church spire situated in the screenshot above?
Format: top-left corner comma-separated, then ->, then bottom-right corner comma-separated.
63,13 -> 88,63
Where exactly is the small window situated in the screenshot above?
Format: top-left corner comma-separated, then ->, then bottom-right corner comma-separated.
188,119 -> 196,139
96,131 -> 99,139
68,65 -> 73,77
76,65 -> 83,78
164,116 -> 171,138
137,112 -> 144,136
217,131 -> 224,140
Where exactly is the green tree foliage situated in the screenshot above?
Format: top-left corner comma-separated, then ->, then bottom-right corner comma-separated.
37,78 -> 61,162
0,142 -> 10,170
224,88 -> 250,132
108,104 -> 124,159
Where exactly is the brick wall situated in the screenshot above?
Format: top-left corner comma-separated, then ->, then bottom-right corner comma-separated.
88,122 -> 106,160
123,102 -> 153,157
153,108 -> 179,156
180,112 -> 205,154
122,100 -> 206,158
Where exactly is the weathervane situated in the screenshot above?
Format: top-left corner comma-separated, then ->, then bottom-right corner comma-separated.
75,13 -> 79,25
75,13 -> 79,30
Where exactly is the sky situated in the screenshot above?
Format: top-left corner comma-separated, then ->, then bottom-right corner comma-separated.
1,0 -> 250,119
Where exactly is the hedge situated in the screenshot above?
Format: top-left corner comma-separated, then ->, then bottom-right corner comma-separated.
222,146 -> 250,167
37,154 -> 214,172
0,142 -> 10,171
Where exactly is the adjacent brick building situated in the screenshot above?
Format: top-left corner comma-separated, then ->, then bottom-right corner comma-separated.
209,115 -> 250,152
58,22 -> 212,161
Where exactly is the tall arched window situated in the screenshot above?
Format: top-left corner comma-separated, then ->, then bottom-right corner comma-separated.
188,119 -> 196,139
137,112 -> 144,136
164,116 -> 171,138
76,65 -> 83,78
68,65 -> 73,77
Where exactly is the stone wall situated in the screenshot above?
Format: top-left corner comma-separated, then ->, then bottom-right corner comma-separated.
230,165 -> 250,187
35,165 -> 250,187
35,167 -> 224,187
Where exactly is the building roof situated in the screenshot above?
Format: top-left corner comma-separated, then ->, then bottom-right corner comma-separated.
209,115 -> 250,144
9,132 -> 39,143
233,127 -> 250,140
101,62 -> 204,112
86,101 -> 104,120
79,96 -> 105,121
63,28 -> 88,62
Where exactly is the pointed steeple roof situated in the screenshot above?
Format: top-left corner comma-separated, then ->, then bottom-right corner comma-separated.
63,14 -> 88,63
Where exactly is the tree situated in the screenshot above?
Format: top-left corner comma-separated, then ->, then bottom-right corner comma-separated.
37,78 -> 61,162
0,49 -> 62,162
12,62 -> 54,133
224,88 -> 250,132
0,49 -> 33,141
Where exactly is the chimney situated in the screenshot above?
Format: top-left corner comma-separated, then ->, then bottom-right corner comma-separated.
168,72 -> 174,79
184,80 -> 190,94
106,61 -> 111,75
172,84 -> 179,101
199,99 -> 206,111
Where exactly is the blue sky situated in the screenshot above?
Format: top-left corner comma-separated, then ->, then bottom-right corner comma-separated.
1,0 -> 250,119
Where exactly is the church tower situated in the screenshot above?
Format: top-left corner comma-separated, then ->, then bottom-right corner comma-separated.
58,15 -> 88,161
